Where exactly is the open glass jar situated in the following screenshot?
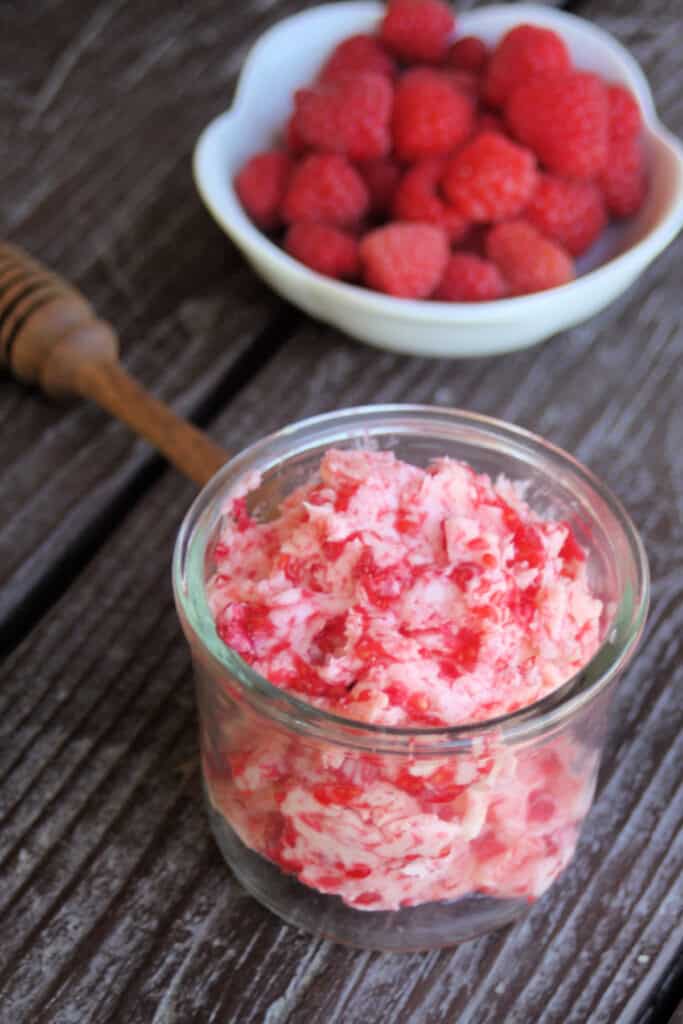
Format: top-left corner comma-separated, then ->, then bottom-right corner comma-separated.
173,406 -> 649,951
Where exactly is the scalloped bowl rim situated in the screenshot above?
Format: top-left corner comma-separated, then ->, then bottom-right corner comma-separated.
193,1 -> 683,325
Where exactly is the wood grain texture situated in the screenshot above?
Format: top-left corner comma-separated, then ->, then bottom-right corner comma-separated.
0,240 -> 229,485
0,0 -> 317,639
1,1 -> 682,1022
2,242 -> 682,1022
0,0 -> 569,642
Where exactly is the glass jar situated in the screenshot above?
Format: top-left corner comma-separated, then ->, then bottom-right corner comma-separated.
173,406 -> 649,951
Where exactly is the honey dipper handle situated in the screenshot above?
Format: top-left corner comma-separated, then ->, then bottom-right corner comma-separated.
74,358 -> 229,487
0,242 -> 228,487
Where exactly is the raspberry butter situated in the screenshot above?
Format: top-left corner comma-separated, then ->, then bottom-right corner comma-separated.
204,449 -> 604,911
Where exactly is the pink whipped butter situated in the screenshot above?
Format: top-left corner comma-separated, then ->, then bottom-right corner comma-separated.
204,450 -> 604,910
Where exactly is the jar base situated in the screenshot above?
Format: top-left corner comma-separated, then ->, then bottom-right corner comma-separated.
206,793 -> 529,952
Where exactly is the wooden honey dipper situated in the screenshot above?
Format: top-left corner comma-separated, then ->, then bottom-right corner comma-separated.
0,242 -> 229,487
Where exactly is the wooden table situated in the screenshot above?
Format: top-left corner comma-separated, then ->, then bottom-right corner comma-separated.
1,1 -> 681,1021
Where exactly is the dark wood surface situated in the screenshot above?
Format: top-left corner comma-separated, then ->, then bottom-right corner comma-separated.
1,1 -> 682,1021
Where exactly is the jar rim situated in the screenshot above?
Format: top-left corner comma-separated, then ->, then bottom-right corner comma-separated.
172,405 -> 649,753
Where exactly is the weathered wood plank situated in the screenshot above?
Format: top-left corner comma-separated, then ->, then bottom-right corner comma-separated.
1,206 -> 682,1019
0,0 -> 326,641
2,1 -> 682,1022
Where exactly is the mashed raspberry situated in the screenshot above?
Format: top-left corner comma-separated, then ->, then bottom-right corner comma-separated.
209,449 -> 601,725
204,450 -> 604,910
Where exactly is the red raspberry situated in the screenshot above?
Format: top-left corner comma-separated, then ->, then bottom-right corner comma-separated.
235,150 -> 292,230
607,83 -> 642,142
380,0 -> 455,64
441,132 -> 537,222
319,34 -> 396,82
475,111 -> 504,136
600,135 -> 647,217
484,24 -> 571,108
447,36 -> 488,74
292,71 -> 393,161
458,223 -> 488,256
282,153 -> 369,226
599,82 -> 646,217
526,174 -> 607,256
357,156 -> 402,217
505,71 -> 609,180
442,68 -> 479,101
392,68 -> 473,161
284,113 -> 307,155
393,158 -> 469,241
434,252 -> 507,301
486,220 -> 574,295
360,222 -> 449,298
285,222 -> 360,280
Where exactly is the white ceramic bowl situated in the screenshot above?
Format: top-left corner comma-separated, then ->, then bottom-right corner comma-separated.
193,1 -> 683,358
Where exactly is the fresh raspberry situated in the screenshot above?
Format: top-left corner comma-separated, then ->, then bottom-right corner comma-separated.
526,174 -> 607,256
235,150 -> 292,230
505,71 -> 609,179
447,36 -> 488,74
475,111 -> 504,136
285,222 -> 360,280
600,135 -> 647,217
442,69 -> 479,101
292,71 -> 393,161
607,83 -> 642,142
441,132 -> 537,222
319,34 -> 396,82
360,222 -> 449,298
380,0 -> 455,64
284,113 -> 307,155
458,223 -> 488,256
357,156 -> 402,217
282,153 -> 369,226
486,220 -> 574,295
392,68 -> 473,161
393,158 -> 469,241
599,81 -> 647,217
434,252 -> 507,301
484,24 -> 571,108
